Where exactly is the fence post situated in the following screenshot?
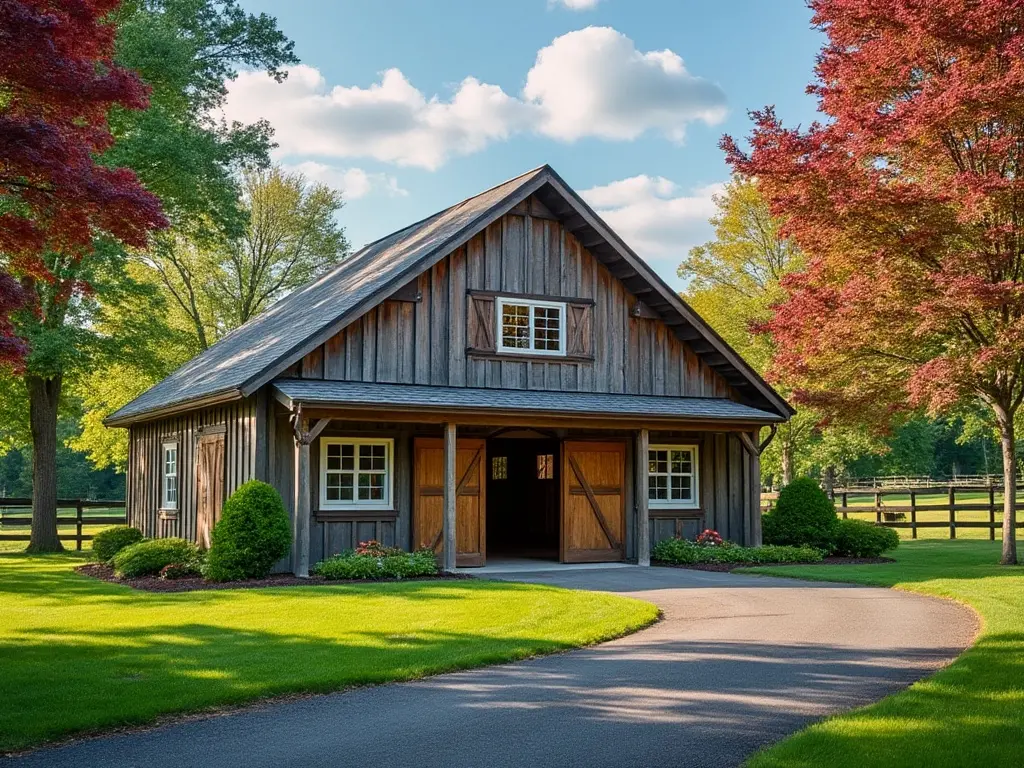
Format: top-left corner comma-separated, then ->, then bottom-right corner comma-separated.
75,501 -> 83,551
874,491 -> 882,524
989,485 -> 996,541
910,490 -> 917,540
841,492 -> 848,520
948,486 -> 956,540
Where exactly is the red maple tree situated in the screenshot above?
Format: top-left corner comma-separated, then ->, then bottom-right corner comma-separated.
724,0 -> 1024,564
1,0 -> 166,551
0,0 -> 165,353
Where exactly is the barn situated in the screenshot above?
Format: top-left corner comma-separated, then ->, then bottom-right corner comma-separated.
106,165 -> 793,575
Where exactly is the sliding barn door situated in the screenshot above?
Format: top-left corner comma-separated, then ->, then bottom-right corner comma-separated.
195,431 -> 225,549
562,441 -> 625,563
413,437 -> 486,567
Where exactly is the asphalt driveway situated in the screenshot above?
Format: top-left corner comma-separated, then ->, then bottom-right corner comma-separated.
2,566 -> 976,768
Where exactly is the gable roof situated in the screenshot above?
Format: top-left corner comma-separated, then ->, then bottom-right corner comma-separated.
107,165 -> 793,426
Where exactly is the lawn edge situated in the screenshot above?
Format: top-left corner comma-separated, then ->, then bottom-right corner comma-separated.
1,584 -> 660,758
733,563 -> 984,768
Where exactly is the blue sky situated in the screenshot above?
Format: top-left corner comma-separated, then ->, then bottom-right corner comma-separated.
229,0 -> 824,287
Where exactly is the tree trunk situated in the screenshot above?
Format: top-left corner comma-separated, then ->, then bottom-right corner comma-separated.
822,465 -> 836,500
26,374 -> 63,553
993,403 -> 1018,566
781,442 -> 794,485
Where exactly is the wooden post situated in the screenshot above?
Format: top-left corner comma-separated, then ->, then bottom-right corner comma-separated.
841,492 -> 848,519
442,422 -> 457,573
948,485 -> 956,540
988,485 -> 996,541
749,435 -> 762,547
75,501 -> 83,551
910,490 -> 918,540
875,491 -> 882,524
293,416 -> 311,578
635,428 -> 650,566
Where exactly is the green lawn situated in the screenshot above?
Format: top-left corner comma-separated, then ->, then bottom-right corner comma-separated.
0,552 -> 658,753
743,540 -> 1024,767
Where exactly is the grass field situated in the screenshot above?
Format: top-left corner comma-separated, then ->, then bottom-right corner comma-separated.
0,506 -> 125,553
0,552 -> 658,753
743,540 -> 1024,767
839,490 -> 1024,540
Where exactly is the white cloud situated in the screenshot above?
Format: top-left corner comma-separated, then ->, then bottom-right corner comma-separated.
524,27 -> 727,142
582,175 -> 723,273
221,28 -> 726,170
285,161 -> 408,200
550,0 -> 602,9
224,66 -> 530,170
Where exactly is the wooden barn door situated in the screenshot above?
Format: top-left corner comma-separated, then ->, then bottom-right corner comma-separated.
562,441 -> 625,563
195,431 -> 225,549
413,437 -> 487,567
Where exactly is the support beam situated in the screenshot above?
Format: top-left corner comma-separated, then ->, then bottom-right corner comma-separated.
636,428 -> 650,567
749,429 -> 763,547
442,422 -> 457,573
292,415 -> 312,578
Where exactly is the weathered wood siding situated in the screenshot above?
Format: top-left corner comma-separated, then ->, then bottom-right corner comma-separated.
645,430 -> 760,550
125,397 -> 260,541
298,209 -> 735,399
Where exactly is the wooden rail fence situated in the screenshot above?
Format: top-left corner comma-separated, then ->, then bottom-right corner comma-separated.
0,499 -> 127,550
761,484 -> 1024,540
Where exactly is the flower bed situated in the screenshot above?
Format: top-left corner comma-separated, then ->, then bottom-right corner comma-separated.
313,541 -> 439,581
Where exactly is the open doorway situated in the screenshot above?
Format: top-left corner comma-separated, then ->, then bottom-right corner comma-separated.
486,434 -> 560,561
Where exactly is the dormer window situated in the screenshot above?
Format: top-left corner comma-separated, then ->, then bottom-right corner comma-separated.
496,297 -> 566,356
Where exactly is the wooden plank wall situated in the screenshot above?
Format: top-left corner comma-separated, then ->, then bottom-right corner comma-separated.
125,398 -> 258,541
298,208 -> 735,399
646,431 -> 758,549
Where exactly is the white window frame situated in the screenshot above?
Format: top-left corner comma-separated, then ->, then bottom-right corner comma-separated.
648,444 -> 700,510
496,297 -> 567,357
319,437 -> 394,510
161,441 -> 178,511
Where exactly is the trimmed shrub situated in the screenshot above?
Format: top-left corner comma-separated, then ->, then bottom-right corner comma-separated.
92,526 -> 143,563
833,518 -> 900,558
762,477 -> 839,551
204,481 -> 291,582
314,549 -> 439,580
112,538 -> 199,578
652,536 -> 823,565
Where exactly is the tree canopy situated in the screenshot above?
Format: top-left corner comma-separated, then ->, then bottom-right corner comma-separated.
724,0 -> 1024,563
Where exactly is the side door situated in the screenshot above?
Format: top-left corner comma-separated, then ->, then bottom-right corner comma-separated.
561,441 -> 625,563
195,430 -> 225,549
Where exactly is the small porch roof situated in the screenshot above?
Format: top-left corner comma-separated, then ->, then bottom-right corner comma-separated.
271,379 -> 785,426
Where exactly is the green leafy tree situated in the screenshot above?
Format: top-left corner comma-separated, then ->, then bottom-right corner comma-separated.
216,166 -> 350,329
680,179 -> 876,486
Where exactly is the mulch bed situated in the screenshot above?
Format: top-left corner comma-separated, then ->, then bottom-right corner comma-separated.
656,556 -> 895,573
75,563 -> 474,592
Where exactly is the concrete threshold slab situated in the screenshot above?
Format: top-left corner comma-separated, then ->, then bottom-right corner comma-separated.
458,559 -> 637,576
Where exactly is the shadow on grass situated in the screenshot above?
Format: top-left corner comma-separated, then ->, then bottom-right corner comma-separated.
0,622 -> 978,767
748,632 -> 1024,767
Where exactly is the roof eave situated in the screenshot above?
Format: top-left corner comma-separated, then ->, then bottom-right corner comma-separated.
103,388 -> 244,428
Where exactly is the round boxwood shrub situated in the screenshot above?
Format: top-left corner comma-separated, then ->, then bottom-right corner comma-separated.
112,538 -> 199,578
204,480 -> 291,582
92,525 -> 144,563
762,476 -> 839,551
833,518 -> 900,557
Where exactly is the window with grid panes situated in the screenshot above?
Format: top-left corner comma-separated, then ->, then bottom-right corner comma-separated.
161,442 -> 178,509
496,297 -> 566,356
320,439 -> 393,508
647,445 -> 699,508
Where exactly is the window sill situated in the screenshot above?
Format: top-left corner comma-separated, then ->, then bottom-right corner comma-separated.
158,508 -> 179,519
467,348 -> 594,364
315,509 -> 398,522
649,507 -> 703,519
